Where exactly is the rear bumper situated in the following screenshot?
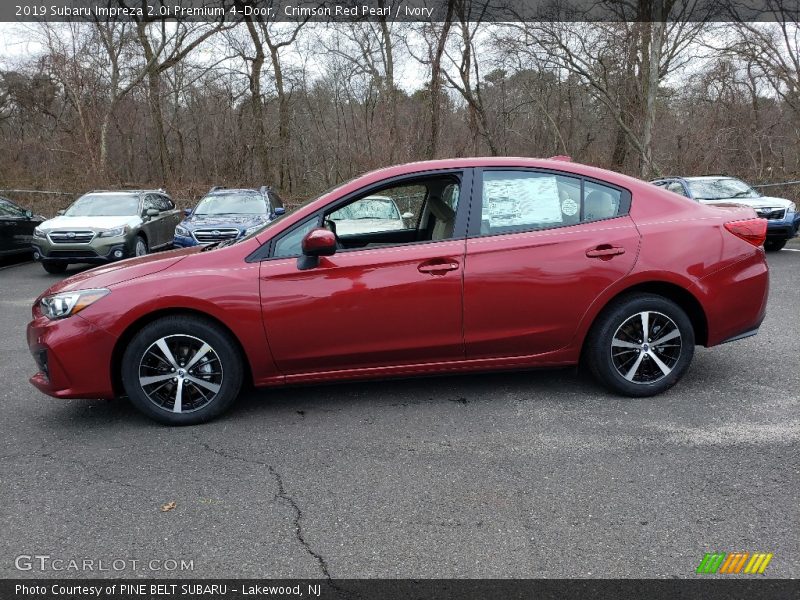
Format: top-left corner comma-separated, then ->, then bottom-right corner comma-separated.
766,211 -> 799,240
27,313 -> 117,399
691,251 -> 769,347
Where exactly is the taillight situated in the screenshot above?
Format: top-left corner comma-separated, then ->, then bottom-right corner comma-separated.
723,219 -> 767,247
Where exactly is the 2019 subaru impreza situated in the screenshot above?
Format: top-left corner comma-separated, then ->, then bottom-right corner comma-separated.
28,158 -> 768,425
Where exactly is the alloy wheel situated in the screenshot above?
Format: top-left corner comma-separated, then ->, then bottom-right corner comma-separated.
138,334 -> 223,413
610,311 -> 682,384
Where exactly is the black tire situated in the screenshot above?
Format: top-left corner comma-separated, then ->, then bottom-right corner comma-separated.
42,261 -> 68,274
585,293 -> 695,397
121,315 -> 243,425
763,239 -> 786,252
134,235 -> 149,257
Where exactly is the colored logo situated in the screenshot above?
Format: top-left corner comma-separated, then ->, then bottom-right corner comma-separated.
696,552 -> 773,574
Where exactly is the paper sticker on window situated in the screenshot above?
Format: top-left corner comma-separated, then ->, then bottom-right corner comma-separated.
483,174 -> 564,228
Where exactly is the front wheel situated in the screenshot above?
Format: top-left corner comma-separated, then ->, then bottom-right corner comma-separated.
121,316 -> 243,425
585,294 -> 695,397
763,239 -> 786,252
134,235 -> 149,257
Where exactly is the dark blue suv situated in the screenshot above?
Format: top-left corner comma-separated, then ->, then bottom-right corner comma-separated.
174,186 -> 285,247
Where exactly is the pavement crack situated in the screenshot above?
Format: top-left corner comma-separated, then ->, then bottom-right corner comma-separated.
197,441 -> 333,580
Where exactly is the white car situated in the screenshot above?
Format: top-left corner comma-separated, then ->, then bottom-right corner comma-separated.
328,195 -> 414,236
651,176 -> 799,251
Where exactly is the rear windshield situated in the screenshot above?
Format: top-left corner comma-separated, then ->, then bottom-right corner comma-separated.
65,194 -> 140,217
194,193 -> 267,215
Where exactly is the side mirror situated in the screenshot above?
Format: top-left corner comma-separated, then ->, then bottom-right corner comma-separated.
57,209 -> 65,216
401,212 -> 414,220
302,228 -> 337,257
273,207 -> 286,217
146,208 -> 160,217
183,208 -> 193,217
24,210 -> 33,219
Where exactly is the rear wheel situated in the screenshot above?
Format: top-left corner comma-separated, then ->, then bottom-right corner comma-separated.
586,294 -> 695,397
121,316 -> 243,425
42,261 -> 67,274
763,239 -> 786,252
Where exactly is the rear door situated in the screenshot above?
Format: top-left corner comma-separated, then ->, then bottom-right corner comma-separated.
463,168 -> 640,359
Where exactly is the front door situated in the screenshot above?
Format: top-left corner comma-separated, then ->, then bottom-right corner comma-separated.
463,169 -> 640,359
259,172 -> 470,375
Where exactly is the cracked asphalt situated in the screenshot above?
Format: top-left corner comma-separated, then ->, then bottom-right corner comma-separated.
0,248 -> 798,579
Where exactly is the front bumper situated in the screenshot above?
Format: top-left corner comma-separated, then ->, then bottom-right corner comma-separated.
32,236 -> 131,264
27,312 -> 117,399
173,234 -> 199,248
766,211 -> 800,240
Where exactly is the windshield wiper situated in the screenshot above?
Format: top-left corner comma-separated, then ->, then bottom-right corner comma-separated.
200,241 -> 222,252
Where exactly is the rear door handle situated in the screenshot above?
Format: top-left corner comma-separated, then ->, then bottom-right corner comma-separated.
418,260 -> 460,274
586,246 -> 626,258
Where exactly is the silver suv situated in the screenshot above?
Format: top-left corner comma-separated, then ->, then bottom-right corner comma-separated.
32,190 -> 182,274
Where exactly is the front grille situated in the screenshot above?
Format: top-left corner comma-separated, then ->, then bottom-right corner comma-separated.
756,208 -> 786,220
47,250 -> 97,258
193,228 -> 240,243
48,230 -> 95,244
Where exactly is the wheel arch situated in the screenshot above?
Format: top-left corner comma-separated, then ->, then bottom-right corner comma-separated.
581,280 -> 709,356
110,308 -> 254,397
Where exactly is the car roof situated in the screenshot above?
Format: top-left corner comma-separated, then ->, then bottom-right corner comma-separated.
207,188 -> 263,194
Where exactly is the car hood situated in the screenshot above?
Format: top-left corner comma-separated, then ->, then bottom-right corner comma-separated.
183,215 -> 267,228
700,196 -> 793,210
39,215 -> 140,230
40,247 -> 200,296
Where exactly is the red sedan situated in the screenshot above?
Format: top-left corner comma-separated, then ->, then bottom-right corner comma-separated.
27,158 -> 769,425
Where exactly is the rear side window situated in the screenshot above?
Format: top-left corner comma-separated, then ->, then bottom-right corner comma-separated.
478,171 -> 627,235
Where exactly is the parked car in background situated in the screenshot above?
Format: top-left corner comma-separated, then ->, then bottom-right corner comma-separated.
32,189 -> 182,274
28,158 -> 769,425
0,196 -> 44,258
328,195 -> 414,235
651,175 -> 799,251
173,186 -> 285,247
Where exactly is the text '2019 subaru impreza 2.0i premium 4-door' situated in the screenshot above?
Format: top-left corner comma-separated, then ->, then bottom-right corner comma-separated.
27,158 -> 769,425
32,190 -> 183,273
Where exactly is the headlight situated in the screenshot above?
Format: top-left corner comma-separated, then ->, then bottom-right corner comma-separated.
33,227 -> 47,238
243,223 -> 264,237
40,289 -> 110,320
98,226 -> 128,238
175,225 -> 190,237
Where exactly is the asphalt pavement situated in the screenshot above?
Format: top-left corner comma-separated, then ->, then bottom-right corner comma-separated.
0,249 -> 797,579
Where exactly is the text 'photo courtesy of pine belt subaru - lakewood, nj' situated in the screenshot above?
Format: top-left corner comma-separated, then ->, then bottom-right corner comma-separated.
27,158 -> 770,425
31,189 -> 182,274
173,186 -> 285,247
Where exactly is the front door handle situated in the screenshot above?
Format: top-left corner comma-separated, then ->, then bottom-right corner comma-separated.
586,245 -> 626,258
418,260 -> 460,274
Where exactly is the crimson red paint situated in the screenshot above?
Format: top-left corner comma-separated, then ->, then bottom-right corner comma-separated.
27,158 -> 769,404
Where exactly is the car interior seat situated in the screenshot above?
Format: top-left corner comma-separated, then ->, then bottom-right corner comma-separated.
584,190 -> 616,222
426,195 -> 456,240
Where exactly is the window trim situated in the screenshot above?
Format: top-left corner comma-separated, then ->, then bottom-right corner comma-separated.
468,167 -> 632,239
247,168 -> 473,263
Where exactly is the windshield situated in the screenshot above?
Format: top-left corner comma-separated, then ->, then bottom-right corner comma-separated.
65,194 -> 140,217
194,193 -> 267,216
688,178 -> 760,200
330,197 -> 400,220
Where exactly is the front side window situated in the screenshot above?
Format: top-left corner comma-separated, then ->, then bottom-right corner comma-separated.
478,171 -> 624,235
0,199 -> 25,218
65,194 -> 140,217
666,182 -> 688,197
273,219 -> 318,258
